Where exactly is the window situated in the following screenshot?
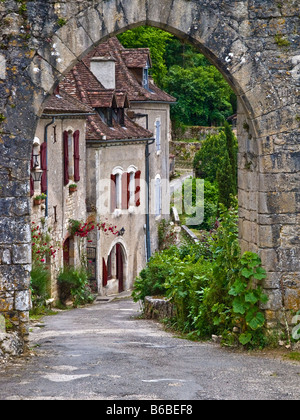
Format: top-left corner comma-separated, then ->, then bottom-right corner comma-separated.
98,108 -> 113,127
143,68 -> 149,90
111,167 -> 141,212
63,130 -> 80,185
155,119 -> 161,152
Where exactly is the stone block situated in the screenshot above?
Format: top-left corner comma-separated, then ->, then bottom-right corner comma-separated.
0,292 -> 14,312
258,224 -> 280,248
261,289 -> 283,311
258,191 -> 296,214
259,248 -> 279,272
0,54 -> 6,80
12,244 -> 31,265
15,290 -> 31,312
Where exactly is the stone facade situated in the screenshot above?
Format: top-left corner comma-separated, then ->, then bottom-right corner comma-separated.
0,0 -> 299,352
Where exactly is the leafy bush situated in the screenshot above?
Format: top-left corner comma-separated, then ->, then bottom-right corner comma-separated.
30,264 -> 50,313
58,266 -> 95,307
133,203 -> 268,348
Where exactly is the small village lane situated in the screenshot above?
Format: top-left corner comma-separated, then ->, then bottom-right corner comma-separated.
0,297 -> 300,400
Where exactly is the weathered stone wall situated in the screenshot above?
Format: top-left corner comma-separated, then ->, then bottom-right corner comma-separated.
0,0 -> 299,353
144,296 -> 176,320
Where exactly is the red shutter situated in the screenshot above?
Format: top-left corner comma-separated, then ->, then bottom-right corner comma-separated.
63,131 -> 69,185
102,257 -> 108,287
127,172 -> 131,208
40,142 -> 47,193
41,170 -> 47,194
30,175 -> 34,197
122,172 -> 129,210
40,142 -> 47,170
110,174 -> 116,212
135,170 -> 141,207
73,130 -> 80,182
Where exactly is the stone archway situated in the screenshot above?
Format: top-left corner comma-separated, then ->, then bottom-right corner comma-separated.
0,0 -> 299,348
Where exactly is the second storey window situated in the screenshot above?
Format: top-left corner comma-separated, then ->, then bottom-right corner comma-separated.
111,168 -> 141,212
64,130 -> 80,185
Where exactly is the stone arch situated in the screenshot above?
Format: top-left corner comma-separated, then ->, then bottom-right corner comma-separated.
105,238 -> 128,293
0,0 -> 299,348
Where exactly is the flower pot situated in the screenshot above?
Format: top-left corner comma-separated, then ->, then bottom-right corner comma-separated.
34,199 -> 42,206
69,186 -> 77,193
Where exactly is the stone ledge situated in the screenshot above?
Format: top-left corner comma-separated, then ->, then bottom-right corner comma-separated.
144,296 -> 176,320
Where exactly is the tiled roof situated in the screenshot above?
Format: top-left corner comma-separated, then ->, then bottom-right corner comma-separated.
51,36 -> 176,141
83,37 -> 176,104
120,49 -> 152,68
42,89 -> 94,115
59,63 -> 152,141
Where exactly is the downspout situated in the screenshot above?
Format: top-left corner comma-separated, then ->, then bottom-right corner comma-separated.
145,138 -> 155,262
128,113 -> 152,262
44,117 -> 55,217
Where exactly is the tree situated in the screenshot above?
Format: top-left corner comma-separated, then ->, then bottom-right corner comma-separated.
217,150 -> 235,209
117,26 -> 172,87
193,131 -> 227,182
118,26 -> 237,126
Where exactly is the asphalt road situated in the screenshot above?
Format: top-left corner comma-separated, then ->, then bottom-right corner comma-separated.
0,297 -> 300,401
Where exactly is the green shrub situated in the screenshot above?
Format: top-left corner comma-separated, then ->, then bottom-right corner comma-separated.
58,266 -> 94,307
133,201 -> 268,348
30,264 -> 50,313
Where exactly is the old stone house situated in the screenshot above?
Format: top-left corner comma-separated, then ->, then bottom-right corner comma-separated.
31,89 -> 94,298
32,37 -> 176,298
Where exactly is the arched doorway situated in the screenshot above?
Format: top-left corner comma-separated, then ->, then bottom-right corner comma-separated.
0,0 -> 299,344
103,242 -> 127,294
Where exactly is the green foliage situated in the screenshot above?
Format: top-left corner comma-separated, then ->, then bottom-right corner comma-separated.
117,26 -> 173,86
30,264 -> 50,313
178,178 -> 218,230
274,33 -> 290,47
193,125 -> 238,210
118,26 -> 236,126
164,65 -> 234,126
133,204 -> 268,348
217,151 -> 235,208
193,130 -> 227,182
229,252 -> 268,345
132,248 -> 178,303
57,266 -> 94,307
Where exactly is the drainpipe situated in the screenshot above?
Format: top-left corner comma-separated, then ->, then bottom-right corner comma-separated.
129,113 -> 153,262
44,117 -> 55,217
145,138 -> 155,262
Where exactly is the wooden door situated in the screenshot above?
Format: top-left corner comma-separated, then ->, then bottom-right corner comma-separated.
116,243 -> 124,293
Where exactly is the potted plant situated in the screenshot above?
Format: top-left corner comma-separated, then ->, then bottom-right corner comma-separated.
33,195 -> 42,206
69,183 -> 77,193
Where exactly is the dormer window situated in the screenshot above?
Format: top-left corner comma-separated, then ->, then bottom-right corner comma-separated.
143,61 -> 150,91
98,108 -> 113,127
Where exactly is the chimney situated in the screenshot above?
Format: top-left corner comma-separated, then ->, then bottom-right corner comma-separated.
90,57 -> 116,90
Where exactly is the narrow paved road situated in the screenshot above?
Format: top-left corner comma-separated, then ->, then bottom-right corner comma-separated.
0,297 -> 300,400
